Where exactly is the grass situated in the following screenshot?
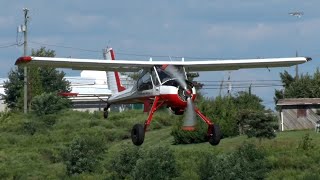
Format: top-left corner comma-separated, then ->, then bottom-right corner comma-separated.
1,109 -> 320,179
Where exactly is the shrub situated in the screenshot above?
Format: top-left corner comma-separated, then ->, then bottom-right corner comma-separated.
109,143 -> 140,179
298,133 -> 315,151
31,93 -> 70,116
62,135 -> 106,175
198,143 -> 270,180
171,119 -> 208,144
22,121 -> 37,135
132,145 -> 179,180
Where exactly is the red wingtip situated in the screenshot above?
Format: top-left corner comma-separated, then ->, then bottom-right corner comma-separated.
182,126 -> 196,131
15,56 -> 32,65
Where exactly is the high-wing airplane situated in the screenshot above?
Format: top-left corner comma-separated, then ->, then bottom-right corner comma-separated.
15,48 -> 311,146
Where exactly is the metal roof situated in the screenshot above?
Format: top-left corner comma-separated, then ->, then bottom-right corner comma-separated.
277,98 -> 320,106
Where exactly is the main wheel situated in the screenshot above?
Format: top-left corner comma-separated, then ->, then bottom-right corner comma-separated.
209,124 -> 221,146
131,124 -> 145,146
103,110 -> 108,119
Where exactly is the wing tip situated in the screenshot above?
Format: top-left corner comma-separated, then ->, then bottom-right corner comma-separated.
306,57 -> 312,61
15,56 -> 32,65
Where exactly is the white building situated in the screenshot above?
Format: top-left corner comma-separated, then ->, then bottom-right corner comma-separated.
0,71 -> 134,112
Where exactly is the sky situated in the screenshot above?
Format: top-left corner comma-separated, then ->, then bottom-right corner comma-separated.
1,0 -> 320,109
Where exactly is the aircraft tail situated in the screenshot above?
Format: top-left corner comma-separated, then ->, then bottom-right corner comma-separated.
105,48 -> 126,93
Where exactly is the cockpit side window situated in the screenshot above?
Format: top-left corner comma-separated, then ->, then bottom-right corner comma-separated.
137,71 -> 153,91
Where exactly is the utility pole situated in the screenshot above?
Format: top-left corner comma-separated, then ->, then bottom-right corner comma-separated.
289,11 -> 303,79
23,8 -> 29,114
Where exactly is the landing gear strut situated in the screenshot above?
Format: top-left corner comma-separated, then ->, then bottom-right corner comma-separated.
195,108 -> 221,146
131,96 -> 164,146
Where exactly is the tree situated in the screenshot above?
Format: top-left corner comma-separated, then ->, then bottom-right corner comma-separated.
274,69 -> 320,104
2,47 -> 70,110
234,91 -> 265,134
243,111 -> 276,141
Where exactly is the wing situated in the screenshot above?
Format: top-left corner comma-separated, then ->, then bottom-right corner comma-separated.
16,56 -> 311,72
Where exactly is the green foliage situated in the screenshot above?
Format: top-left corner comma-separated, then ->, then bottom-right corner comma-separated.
171,119 -> 208,144
171,92 -> 271,144
275,69 -> 320,105
132,145 -> 179,180
298,133 -> 315,151
3,47 -> 70,110
198,143 -> 269,180
2,67 -> 24,109
31,92 -> 70,116
62,135 -> 106,175
109,143 -> 140,179
243,111 -> 276,140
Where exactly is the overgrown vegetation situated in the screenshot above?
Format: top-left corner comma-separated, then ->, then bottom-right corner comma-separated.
171,92 -> 277,144
31,92 -> 70,116
0,110 -> 320,179
198,143 -> 270,180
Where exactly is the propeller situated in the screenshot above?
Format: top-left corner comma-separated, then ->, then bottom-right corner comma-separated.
161,65 -> 197,131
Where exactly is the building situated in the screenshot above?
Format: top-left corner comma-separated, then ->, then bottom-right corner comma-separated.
0,71 -> 135,112
0,78 -> 7,112
277,98 -> 320,131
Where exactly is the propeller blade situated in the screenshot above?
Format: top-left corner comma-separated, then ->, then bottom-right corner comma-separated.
182,97 -> 197,131
162,65 -> 187,89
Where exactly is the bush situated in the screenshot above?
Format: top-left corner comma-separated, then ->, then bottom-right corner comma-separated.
198,143 -> 270,180
171,119 -> 208,144
109,143 -> 140,179
22,121 -> 37,135
31,93 -> 70,116
132,145 -> 179,180
298,133 -> 315,151
62,135 -> 106,175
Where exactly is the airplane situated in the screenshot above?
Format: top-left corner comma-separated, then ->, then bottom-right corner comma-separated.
15,48 -> 311,146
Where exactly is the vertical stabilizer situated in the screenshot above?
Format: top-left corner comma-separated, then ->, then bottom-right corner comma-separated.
104,48 -> 126,93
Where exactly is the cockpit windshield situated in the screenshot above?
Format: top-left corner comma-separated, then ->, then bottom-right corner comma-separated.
155,66 -> 186,84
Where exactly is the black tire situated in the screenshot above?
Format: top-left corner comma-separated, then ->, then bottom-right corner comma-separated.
209,124 -> 221,146
131,124 -> 145,146
103,111 -> 108,119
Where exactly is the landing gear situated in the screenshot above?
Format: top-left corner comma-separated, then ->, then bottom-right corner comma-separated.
103,104 -> 110,119
194,108 -> 222,146
103,110 -> 108,119
208,124 -> 221,146
131,124 -> 145,146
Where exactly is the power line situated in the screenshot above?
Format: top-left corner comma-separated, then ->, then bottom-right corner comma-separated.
28,40 -> 260,60
29,41 -> 101,53
0,43 -> 18,48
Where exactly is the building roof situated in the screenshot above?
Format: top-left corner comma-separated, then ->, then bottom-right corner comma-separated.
277,98 -> 320,106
